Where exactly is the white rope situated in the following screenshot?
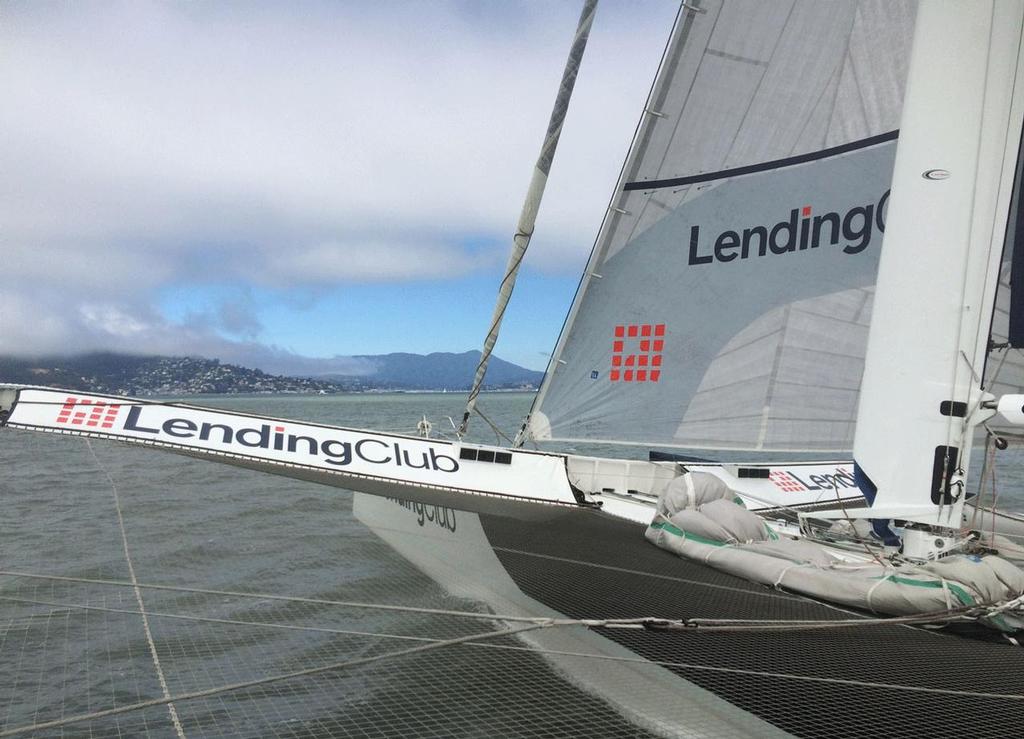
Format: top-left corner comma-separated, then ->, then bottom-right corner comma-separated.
773,564 -> 797,590
984,591 -> 1024,616
865,572 -> 892,615
85,439 -> 186,739
940,577 -> 953,611
0,570 -> 589,625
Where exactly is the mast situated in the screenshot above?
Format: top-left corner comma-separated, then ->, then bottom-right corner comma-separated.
850,0 -> 1024,529
459,0 -> 598,437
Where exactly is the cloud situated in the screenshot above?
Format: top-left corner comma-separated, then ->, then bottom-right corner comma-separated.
0,0 -> 677,363
0,286 -> 374,376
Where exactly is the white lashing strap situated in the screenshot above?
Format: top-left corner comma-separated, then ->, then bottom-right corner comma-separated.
940,577 -> 953,611
774,564 -> 797,590
865,572 -> 892,615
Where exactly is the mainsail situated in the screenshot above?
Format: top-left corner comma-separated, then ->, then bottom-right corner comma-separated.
525,0 -> 917,452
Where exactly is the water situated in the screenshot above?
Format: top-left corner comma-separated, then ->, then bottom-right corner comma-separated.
0,393 -> 657,738
3,392 -> 1024,738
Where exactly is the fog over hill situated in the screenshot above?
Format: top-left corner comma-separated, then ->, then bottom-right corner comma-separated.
0,351 -> 542,395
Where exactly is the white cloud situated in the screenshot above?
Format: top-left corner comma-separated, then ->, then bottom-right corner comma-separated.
257,240 -> 490,284
0,0 -> 677,363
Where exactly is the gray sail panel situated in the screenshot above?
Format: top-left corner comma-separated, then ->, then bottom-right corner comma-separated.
533,142 -> 895,450
529,0 -> 916,451
674,289 -> 873,450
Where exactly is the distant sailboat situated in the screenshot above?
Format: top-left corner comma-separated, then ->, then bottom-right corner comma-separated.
7,1 -> 1024,735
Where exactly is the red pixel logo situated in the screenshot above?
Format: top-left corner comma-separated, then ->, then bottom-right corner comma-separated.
769,471 -> 806,493
56,397 -> 122,429
610,323 -> 665,382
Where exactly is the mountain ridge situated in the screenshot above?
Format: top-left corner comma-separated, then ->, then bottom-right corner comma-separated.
0,351 -> 541,395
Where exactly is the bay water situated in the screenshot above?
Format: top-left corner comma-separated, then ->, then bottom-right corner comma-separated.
2,391 -> 1023,737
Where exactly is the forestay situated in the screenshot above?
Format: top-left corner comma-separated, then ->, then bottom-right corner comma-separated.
525,0 -> 917,452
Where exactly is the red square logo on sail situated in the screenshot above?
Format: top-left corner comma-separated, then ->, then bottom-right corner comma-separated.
610,323 -> 664,382
56,397 -> 122,429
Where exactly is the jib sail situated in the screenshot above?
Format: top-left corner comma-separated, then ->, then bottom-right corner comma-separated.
524,0 -> 917,452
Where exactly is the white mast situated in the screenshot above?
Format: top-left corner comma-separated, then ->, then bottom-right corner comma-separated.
850,0 -> 1024,528
459,0 -> 598,437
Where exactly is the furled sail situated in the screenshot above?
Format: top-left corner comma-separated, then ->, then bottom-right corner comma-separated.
525,0 -> 917,452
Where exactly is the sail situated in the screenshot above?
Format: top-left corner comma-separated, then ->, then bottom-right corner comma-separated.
525,0 -> 917,452
853,0 -> 1024,526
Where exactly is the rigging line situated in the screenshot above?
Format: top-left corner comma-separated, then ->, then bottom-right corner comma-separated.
10,596 -> 1006,715
825,477 -> 887,566
518,0 -> 691,450
968,434 -> 995,532
473,405 -> 515,446
0,570 -> 620,625
5,602 -> 1007,739
0,622 -> 547,738
0,595 -> 447,644
460,0 -> 598,437
633,655 -> 1024,702
947,3 -> 1011,492
486,547 -> 814,603
84,438 -> 186,739
0,593 -> 984,641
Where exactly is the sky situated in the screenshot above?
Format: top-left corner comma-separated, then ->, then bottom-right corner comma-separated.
0,0 -> 679,374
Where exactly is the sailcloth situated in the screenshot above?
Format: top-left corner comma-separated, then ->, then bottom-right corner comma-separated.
526,0 -> 917,452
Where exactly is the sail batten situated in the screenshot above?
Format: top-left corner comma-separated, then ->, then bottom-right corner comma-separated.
623,130 -> 900,191
527,0 -> 916,453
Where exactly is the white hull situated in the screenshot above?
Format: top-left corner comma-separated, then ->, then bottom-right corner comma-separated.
352,492 -> 787,738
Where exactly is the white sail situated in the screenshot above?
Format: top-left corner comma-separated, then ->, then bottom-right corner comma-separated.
853,0 -> 1024,526
525,0 -> 917,452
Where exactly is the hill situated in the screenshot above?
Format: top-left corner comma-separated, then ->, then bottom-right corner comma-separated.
0,351 -> 542,395
329,351 -> 542,390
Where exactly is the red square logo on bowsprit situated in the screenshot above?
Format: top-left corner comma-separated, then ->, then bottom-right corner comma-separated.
56,397 -> 122,429
769,470 -> 806,493
610,324 -> 664,382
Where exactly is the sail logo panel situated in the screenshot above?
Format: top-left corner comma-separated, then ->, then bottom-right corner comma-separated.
610,323 -> 665,382
685,188 -> 890,267
534,139 -> 896,451
528,0 -> 916,453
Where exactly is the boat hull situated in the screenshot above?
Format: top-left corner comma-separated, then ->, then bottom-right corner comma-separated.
355,492 -> 1024,739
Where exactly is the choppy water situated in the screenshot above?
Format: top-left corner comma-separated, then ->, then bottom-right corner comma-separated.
0,392 -> 661,738
2,391 -> 1024,738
